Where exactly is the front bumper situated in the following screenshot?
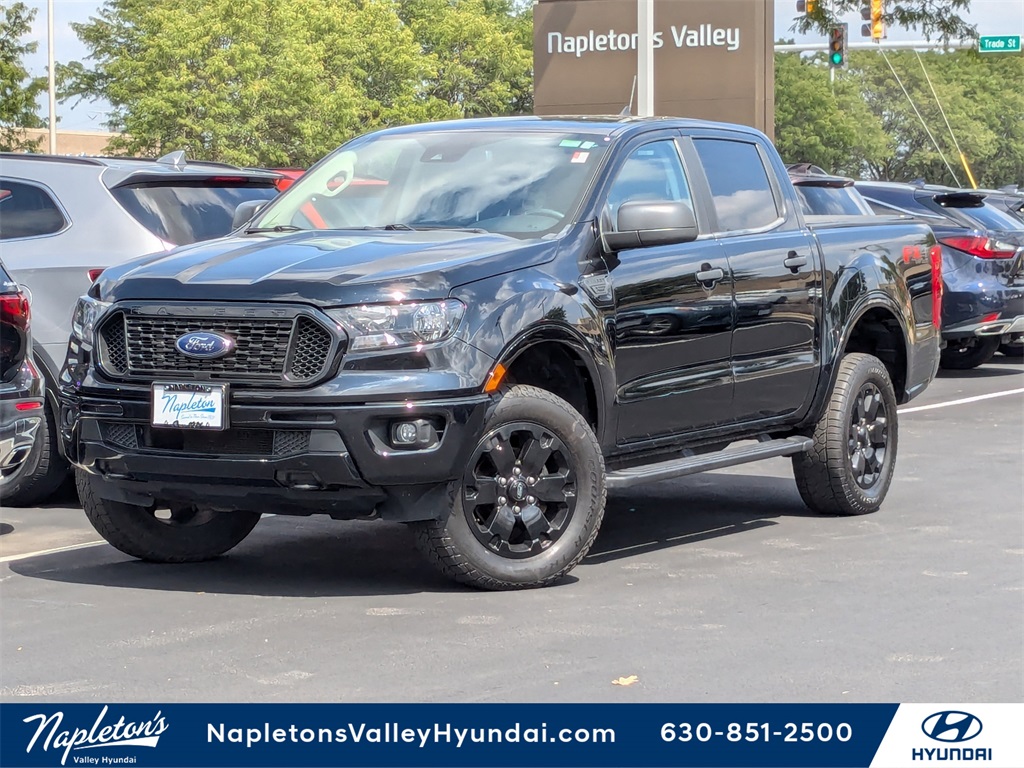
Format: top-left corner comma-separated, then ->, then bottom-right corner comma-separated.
60,392 -> 491,521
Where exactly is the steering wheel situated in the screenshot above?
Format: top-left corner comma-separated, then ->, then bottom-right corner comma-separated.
522,208 -> 564,221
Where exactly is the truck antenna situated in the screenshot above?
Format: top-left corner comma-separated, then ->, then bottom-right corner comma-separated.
620,76 -> 637,116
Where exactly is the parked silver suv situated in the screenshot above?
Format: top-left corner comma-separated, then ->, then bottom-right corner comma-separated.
0,152 -> 279,505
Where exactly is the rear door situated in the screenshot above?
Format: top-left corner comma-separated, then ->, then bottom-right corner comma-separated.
690,135 -> 822,423
605,135 -> 734,444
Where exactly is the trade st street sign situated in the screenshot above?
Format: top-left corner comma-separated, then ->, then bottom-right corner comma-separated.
978,35 -> 1021,53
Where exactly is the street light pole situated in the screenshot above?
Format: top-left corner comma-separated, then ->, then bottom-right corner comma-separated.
47,0 -> 56,154
637,0 -> 654,116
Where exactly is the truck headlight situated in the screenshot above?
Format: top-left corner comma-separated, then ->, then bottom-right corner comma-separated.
70,295 -> 111,344
327,299 -> 465,352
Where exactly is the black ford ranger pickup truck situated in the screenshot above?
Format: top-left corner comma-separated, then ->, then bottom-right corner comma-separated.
59,117 -> 941,589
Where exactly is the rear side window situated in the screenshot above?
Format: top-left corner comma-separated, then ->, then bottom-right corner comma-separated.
795,185 -> 873,216
0,180 -> 67,240
110,181 -> 278,245
943,203 -> 1024,232
693,139 -> 779,232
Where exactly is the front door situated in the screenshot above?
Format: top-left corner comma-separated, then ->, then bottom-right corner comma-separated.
605,138 -> 734,445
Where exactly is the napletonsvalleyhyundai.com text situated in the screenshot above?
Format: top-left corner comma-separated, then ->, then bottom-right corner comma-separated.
208,722 -> 616,749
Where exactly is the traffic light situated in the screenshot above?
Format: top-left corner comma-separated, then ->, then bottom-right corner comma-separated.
796,0 -> 817,13
829,24 -> 848,68
861,0 -> 885,40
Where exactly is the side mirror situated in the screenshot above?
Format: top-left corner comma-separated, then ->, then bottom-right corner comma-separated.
232,200 -> 267,230
601,200 -> 698,251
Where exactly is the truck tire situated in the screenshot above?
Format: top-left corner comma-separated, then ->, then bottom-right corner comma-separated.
411,385 -> 605,590
940,336 -> 999,370
1,400 -> 69,507
77,471 -> 261,562
792,353 -> 898,516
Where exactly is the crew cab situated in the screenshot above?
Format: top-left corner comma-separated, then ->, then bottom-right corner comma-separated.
59,117 -> 941,589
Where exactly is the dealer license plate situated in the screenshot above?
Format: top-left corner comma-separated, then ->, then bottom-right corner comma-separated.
151,383 -> 226,430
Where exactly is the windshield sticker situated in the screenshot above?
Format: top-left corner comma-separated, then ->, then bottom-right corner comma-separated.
580,141 -> 598,149
570,151 -> 590,164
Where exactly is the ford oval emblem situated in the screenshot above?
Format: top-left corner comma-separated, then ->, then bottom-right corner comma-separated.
174,331 -> 236,359
921,711 -> 983,743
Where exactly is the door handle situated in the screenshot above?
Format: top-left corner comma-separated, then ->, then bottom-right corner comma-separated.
696,265 -> 725,284
784,251 -> 808,271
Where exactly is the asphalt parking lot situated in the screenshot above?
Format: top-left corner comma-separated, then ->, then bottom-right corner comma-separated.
2,358 -> 1021,703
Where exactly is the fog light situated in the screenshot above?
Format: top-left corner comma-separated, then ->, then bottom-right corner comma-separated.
393,422 -> 419,444
389,418 -> 440,450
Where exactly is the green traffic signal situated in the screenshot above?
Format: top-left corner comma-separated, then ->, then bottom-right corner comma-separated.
831,52 -> 843,65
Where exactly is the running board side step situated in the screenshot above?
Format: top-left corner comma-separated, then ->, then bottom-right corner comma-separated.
605,436 -> 813,490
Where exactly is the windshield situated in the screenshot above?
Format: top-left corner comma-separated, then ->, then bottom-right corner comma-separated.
254,130 -> 610,239
794,184 -> 873,216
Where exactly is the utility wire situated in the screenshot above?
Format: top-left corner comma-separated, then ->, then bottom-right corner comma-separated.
880,49 -> 961,187
914,50 -> 978,188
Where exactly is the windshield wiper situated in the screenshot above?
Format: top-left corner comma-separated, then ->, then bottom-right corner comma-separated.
244,225 -> 304,234
381,223 -> 487,233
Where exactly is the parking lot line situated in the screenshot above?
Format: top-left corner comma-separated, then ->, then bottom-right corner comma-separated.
0,540 -> 107,564
899,387 -> 1024,414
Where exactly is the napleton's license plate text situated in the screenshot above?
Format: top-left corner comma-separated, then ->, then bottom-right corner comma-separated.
151,383 -> 226,430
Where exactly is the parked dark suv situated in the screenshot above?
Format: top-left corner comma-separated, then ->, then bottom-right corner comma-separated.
857,181 -> 1024,368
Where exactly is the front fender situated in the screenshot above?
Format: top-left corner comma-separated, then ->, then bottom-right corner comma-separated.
452,271 -> 617,448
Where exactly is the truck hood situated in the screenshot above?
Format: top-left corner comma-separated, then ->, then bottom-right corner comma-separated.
97,229 -> 558,306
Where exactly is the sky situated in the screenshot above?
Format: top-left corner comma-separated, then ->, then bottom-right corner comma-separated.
16,0 -> 1024,132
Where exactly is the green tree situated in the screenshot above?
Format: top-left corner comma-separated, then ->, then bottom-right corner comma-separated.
774,48 -> 1024,188
774,51 -> 889,176
0,0 -> 45,151
62,0 -> 534,165
851,50 -> 1022,187
398,0 -> 533,117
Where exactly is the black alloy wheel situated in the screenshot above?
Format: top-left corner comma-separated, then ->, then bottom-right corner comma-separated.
848,383 -> 888,489
411,385 -> 605,590
463,422 -> 577,558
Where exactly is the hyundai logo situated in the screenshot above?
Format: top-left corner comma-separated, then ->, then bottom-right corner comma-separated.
921,711 -> 983,743
174,331 -> 236,359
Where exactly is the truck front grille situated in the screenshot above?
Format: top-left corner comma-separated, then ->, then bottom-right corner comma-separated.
97,305 -> 339,387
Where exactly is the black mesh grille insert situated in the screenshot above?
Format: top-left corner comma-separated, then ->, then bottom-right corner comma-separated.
272,430 -> 311,456
103,422 -> 139,449
289,317 -> 334,381
122,426 -> 314,457
96,308 -> 338,386
100,314 -> 128,374
124,316 -> 292,379
143,427 -> 274,455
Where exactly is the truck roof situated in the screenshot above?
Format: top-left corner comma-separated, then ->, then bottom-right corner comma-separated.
369,115 -> 768,141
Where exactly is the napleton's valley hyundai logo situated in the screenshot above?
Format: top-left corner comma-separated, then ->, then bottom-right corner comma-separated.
23,706 -> 168,765
921,711 -> 983,742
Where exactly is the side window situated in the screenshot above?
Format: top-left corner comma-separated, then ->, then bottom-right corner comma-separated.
0,180 -> 67,240
605,140 -> 692,231
693,139 -> 779,232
